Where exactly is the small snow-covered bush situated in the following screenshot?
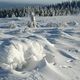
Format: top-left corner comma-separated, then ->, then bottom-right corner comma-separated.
0,31 -> 4,38
0,38 -> 45,71
8,21 -> 17,29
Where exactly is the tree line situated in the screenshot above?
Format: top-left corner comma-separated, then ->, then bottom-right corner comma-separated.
0,0 -> 80,18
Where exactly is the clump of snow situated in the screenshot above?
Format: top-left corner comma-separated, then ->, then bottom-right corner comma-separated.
0,35 -> 55,74
62,21 -> 79,27
67,21 -> 79,26
46,22 -> 59,27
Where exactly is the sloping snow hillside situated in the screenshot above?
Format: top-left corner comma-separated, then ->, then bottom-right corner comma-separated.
0,16 -> 80,80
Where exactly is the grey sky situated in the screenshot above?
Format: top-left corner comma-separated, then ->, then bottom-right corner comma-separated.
0,0 -> 72,4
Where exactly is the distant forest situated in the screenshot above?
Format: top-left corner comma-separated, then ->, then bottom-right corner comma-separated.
0,1 -> 80,18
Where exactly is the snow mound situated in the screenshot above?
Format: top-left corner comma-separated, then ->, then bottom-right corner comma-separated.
0,35 -> 55,74
63,21 -> 79,27
46,22 -> 59,27
67,21 -> 79,26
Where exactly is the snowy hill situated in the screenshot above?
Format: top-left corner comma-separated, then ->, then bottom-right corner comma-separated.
0,16 -> 80,80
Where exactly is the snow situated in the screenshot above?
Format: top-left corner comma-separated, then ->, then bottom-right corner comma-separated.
0,16 -> 80,80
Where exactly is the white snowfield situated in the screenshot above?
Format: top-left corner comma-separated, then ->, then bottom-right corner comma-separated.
0,16 -> 80,80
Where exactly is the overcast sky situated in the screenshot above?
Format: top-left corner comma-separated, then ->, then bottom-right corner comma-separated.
0,0 -> 73,4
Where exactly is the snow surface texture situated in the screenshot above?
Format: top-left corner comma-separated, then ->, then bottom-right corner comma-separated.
0,16 -> 80,80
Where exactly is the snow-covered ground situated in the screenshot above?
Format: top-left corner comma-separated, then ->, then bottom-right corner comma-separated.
0,16 -> 80,80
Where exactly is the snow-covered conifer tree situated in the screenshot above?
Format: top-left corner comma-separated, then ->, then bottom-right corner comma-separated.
30,12 -> 36,28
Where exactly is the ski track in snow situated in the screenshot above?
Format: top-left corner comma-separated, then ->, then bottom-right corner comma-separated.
0,16 -> 80,80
